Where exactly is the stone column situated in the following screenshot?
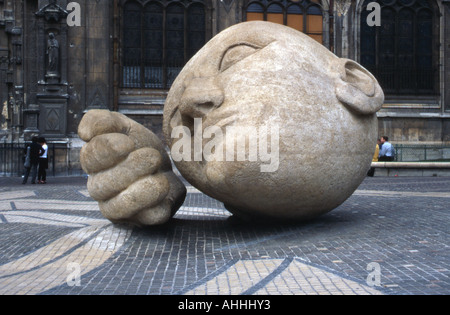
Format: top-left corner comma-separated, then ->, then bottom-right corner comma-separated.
443,0 -> 450,113
0,45 -> 10,136
443,0 -> 450,143
333,0 -> 352,58
214,0 -> 241,36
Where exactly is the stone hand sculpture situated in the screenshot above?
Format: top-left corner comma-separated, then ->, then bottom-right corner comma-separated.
79,21 -> 384,225
78,110 -> 186,226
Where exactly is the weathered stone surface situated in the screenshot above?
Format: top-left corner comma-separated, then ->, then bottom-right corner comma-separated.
78,109 -> 186,226
163,21 -> 384,221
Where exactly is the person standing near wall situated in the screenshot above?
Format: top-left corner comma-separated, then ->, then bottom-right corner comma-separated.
23,137 -> 43,185
367,139 -> 381,177
38,137 -> 48,184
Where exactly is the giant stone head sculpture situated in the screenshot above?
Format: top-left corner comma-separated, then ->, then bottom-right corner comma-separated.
79,21 -> 384,226
163,21 -> 384,221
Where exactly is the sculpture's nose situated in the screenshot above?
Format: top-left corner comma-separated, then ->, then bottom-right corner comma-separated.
179,76 -> 224,119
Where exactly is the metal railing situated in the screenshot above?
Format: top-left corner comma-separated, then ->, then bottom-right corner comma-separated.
364,66 -> 437,96
0,141 -> 84,177
122,59 -> 183,89
393,144 -> 450,162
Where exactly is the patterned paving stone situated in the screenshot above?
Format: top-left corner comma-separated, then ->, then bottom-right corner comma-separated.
0,176 -> 448,295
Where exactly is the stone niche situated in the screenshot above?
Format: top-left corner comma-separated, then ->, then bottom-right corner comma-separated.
30,0 -> 69,138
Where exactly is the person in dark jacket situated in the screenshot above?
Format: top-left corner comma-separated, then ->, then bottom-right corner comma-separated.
23,137 -> 43,184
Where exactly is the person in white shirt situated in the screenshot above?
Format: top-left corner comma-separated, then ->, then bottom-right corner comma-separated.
38,137 -> 48,184
378,136 -> 395,161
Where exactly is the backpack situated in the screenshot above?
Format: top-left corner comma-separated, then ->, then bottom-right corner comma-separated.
24,146 -> 31,168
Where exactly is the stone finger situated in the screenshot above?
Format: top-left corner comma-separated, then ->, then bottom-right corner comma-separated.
80,133 -> 135,174
124,116 -> 173,172
87,147 -> 163,201
130,200 -> 173,226
78,109 -> 131,142
79,109 -> 173,172
98,173 -> 170,221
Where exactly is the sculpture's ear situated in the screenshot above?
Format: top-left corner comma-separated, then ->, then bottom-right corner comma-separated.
335,58 -> 384,115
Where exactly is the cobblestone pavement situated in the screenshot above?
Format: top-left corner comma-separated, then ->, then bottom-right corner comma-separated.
0,175 -> 448,295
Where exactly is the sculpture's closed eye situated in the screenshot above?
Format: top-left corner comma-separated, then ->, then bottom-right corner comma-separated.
219,44 -> 260,72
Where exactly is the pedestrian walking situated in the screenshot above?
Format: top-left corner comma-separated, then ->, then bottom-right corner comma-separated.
367,139 -> 381,177
22,137 -> 43,185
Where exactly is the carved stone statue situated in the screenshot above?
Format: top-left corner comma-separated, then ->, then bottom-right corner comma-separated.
46,33 -> 59,77
78,21 -> 384,226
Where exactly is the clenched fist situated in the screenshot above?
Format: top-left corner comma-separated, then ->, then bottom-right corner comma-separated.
78,109 -> 186,226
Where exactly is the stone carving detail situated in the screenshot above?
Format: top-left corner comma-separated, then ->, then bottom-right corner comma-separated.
221,0 -> 235,12
0,55 -> 8,68
35,0 -> 68,23
46,32 -> 59,78
46,108 -> 60,131
335,0 -> 352,16
88,87 -> 107,109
